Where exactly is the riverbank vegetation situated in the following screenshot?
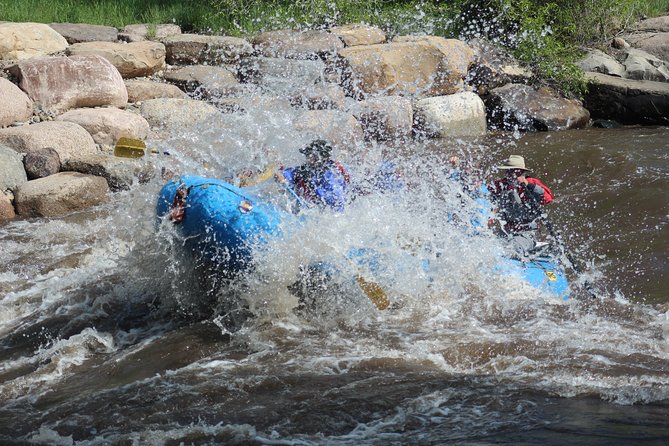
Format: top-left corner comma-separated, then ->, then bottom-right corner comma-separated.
2,0 -> 668,96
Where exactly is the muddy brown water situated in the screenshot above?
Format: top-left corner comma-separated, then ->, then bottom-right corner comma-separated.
0,124 -> 667,445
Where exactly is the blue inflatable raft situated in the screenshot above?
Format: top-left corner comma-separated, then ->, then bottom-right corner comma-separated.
156,175 -> 286,274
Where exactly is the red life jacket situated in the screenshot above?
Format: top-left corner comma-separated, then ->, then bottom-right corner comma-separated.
492,177 -> 554,205
527,177 -> 554,204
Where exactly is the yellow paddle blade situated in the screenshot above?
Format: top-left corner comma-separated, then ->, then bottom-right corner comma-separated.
114,137 -> 146,158
239,164 -> 277,187
356,275 -> 390,310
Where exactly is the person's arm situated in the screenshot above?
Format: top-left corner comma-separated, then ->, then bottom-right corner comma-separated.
518,175 -> 545,202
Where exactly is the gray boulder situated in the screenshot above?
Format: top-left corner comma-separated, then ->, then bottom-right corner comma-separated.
48,23 -> 118,44
23,147 -> 61,179
11,55 -> 128,113
0,121 -> 98,163
583,72 -> 669,125
13,171 -> 109,218
0,77 -> 33,127
0,143 -> 27,192
576,48 -> 626,78
486,83 -> 590,132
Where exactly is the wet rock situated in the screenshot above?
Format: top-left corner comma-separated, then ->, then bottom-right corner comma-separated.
338,37 -> 474,98
0,22 -> 68,60
252,29 -> 344,60
164,65 -> 239,95
0,191 -> 15,221
348,96 -> 413,141
119,23 -> 181,42
214,94 -> 292,115
583,72 -> 669,125
0,77 -> 33,127
0,121 -> 98,163
11,55 -> 127,113
162,34 -> 253,65
67,41 -> 166,78
62,153 -> 154,191
239,57 -> 325,94
13,171 -> 109,218
55,107 -> 150,146
293,109 -> 364,151
139,98 -> 222,130
0,143 -> 28,192
576,49 -> 626,78
23,147 -> 61,179
48,23 -> 118,44
467,38 -> 534,95
329,24 -> 386,47
124,78 -> 187,102
414,92 -> 487,138
485,84 -> 590,132
289,84 -> 347,110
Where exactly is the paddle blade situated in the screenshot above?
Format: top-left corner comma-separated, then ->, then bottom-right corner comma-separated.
356,275 -> 390,310
239,165 -> 276,187
114,137 -> 146,158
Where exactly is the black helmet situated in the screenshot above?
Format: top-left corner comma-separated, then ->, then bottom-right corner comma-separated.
300,139 -> 332,158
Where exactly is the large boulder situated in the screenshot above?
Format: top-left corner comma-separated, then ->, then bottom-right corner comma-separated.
576,48 -> 626,78
622,32 -> 669,64
0,143 -> 27,192
289,84 -> 347,110
239,57 -> 325,94
0,121 -> 98,163
338,37 -> 474,98
0,78 -> 33,127
583,72 -> 669,125
623,48 -> 669,82
485,84 -> 590,132
414,92 -> 487,138
0,192 -> 15,221
347,96 -> 413,141
48,23 -> 118,44
467,38 -> 534,95
62,153 -> 155,191
163,65 -> 240,97
635,16 -> 669,32
11,55 -> 128,113
252,29 -> 344,60
55,107 -> 150,146
0,22 -> 68,60
13,172 -> 109,218
23,147 -> 61,180
139,98 -> 222,130
67,41 -> 166,78
329,24 -> 386,47
124,79 -> 187,102
162,34 -> 253,65
119,23 -> 181,42
293,110 -> 364,151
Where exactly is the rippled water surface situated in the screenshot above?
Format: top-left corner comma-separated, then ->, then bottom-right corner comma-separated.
0,120 -> 667,445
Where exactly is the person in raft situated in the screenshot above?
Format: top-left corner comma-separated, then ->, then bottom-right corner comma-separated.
489,154 -> 554,235
275,139 -> 351,212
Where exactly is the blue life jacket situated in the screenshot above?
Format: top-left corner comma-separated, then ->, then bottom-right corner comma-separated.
282,161 -> 349,211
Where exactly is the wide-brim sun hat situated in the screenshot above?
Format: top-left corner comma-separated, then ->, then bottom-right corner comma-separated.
497,154 -> 529,171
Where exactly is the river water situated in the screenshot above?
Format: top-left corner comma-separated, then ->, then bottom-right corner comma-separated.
0,101 -> 668,446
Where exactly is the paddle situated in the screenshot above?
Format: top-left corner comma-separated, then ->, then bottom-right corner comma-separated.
114,137 -> 170,158
280,175 -> 391,310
